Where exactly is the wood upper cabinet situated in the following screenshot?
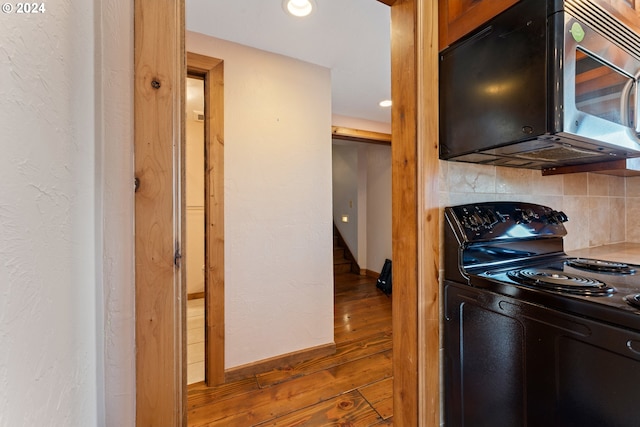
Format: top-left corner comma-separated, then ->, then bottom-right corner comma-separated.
439,0 -> 640,51
596,0 -> 640,33
438,0 -> 518,51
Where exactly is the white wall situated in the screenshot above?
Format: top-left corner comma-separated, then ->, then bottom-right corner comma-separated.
366,145 -> 392,273
332,143 -> 360,259
0,2 -> 101,426
2,1 -> 138,425
187,31 -> 335,369
99,0 -> 136,424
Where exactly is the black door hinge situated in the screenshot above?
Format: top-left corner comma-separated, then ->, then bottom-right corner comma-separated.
174,243 -> 182,268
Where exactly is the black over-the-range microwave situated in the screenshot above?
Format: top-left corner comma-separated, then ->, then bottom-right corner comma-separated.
439,0 -> 640,170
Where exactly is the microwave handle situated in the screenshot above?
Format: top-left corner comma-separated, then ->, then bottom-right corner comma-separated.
622,71 -> 640,135
636,77 -> 640,135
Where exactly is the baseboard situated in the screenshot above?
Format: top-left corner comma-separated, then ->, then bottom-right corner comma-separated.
187,291 -> 205,300
224,342 -> 337,382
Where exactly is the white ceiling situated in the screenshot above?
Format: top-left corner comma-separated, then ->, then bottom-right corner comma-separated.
186,0 -> 391,124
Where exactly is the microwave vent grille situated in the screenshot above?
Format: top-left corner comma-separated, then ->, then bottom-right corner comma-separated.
508,146 -> 602,162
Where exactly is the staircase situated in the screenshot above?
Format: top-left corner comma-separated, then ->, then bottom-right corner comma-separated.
333,224 -> 359,275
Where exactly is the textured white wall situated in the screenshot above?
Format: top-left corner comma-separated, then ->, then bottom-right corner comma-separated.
187,32 -> 334,368
332,144 -> 360,259
366,145 -> 392,273
357,145 -> 368,269
98,0 -> 135,425
0,2 -> 99,426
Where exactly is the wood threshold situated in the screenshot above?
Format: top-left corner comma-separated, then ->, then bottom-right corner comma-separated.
223,343 -> 337,383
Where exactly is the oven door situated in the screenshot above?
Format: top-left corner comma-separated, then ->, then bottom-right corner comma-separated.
558,11 -> 640,153
443,280 -> 640,427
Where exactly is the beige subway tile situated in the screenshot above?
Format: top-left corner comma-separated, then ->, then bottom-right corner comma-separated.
610,197 -> 626,243
447,162 -> 496,194
588,197 -> 609,247
563,196 -> 590,250
588,173 -> 609,196
626,176 -> 640,197
563,173 -> 588,195
438,160 -> 449,193
627,197 -> 640,242
495,166 -> 533,194
609,175 -> 625,197
531,172 -> 563,195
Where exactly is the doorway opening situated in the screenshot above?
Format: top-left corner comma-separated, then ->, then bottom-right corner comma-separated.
331,132 -> 392,280
133,1 -> 438,425
186,52 -> 225,388
185,75 -> 205,384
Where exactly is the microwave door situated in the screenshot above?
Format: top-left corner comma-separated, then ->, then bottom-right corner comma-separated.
565,48 -> 640,148
563,15 -> 640,151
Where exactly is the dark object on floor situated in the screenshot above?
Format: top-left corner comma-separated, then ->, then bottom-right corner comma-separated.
376,259 -> 392,295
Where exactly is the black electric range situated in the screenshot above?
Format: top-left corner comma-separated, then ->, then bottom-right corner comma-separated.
442,201 -> 640,427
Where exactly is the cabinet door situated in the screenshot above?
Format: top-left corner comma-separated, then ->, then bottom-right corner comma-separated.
596,0 -> 640,33
438,0 -> 519,51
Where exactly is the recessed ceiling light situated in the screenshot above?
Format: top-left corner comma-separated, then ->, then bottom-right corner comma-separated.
379,100 -> 392,108
283,0 -> 316,17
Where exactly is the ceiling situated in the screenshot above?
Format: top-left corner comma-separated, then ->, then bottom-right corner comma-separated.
186,0 -> 391,124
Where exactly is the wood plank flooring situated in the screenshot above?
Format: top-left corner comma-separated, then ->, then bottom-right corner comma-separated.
187,272 -> 393,426
187,298 -> 206,384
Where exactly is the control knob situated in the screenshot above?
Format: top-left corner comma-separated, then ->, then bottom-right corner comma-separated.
545,210 -> 568,224
515,208 -> 538,224
462,209 -> 501,231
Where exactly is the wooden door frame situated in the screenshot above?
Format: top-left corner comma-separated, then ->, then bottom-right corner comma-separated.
186,52 -> 226,387
332,125 -> 392,145
134,0 -> 185,425
133,0 -> 440,425
389,1 -> 439,425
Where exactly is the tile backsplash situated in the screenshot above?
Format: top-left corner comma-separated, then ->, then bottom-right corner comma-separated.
439,161 -> 633,251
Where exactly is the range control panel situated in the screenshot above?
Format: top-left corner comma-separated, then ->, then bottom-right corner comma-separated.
445,201 -> 568,243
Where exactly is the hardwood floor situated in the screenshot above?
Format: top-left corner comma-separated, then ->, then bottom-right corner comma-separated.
187,298 -> 205,384
187,272 -> 393,426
